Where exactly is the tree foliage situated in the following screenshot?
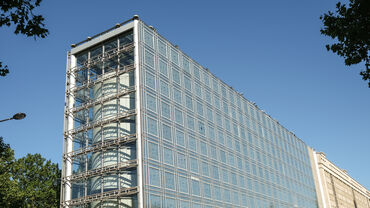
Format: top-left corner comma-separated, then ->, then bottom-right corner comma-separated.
0,137 -> 60,208
0,0 -> 48,77
320,0 -> 370,87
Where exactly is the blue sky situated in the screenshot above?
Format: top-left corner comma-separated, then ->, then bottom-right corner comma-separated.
0,0 -> 369,189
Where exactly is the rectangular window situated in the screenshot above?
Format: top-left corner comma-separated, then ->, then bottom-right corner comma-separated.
177,153 -> 187,169
145,72 -> 156,90
175,130 -> 185,147
185,95 -> 193,110
212,79 -> 218,93
173,88 -> 182,104
187,115 -> 195,130
148,142 -> 159,160
195,84 -> 202,97
200,141 -> 207,156
193,65 -> 200,80
161,101 -> 171,119
191,179 -> 200,196
184,76 -> 192,91
214,96 -> 220,109
163,148 -> 173,165
190,157 -> 198,173
203,72 -> 209,86
219,149 -> 226,163
172,68 -> 180,84
196,101 -> 203,116
208,126 -> 215,141
201,161 -> 209,176
183,57 -> 190,74
223,189 -> 231,203
165,172 -> 175,190
144,30 -> 153,47
162,124 -> 172,142
146,94 -> 156,112
160,80 -> 169,97
145,50 -> 154,68
171,48 -> 179,65
150,194 -> 161,208
212,165 -> 219,179
158,39 -> 167,56
203,183 -> 211,198
218,131 -> 224,145
147,117 -> 158,135
198,121 -> 205,135
210,146 -> 217,159
205,90 -> 212,104
188,135 -> 197,152
149,167 -> 160,186
174,108 -> 183,125
178,175 -> 188,193
159,59 -> 168,77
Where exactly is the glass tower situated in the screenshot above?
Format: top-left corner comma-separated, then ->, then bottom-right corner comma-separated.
62,16 -> 318,208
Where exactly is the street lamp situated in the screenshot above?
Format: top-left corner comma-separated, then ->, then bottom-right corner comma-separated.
0,113 -> 26,123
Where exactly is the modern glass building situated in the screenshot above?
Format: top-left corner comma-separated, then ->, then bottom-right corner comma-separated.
61,16 -> 318,208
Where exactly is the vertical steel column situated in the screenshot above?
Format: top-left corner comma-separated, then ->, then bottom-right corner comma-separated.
133,18 -> 144,208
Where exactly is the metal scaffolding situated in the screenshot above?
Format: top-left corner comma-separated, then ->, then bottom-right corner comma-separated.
62,28 -> 138,207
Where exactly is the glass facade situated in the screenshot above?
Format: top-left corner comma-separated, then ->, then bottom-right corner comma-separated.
138,22 -> 318,208
63,18 -> 318,208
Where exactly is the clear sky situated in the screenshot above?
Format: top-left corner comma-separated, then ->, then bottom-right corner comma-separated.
0,0 -> 369,189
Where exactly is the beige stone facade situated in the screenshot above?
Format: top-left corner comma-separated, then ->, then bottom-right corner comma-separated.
308,148 -> 370,208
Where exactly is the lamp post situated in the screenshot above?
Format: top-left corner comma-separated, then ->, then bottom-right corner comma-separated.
0,113 -> 26,123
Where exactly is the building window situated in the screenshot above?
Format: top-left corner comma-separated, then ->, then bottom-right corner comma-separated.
177,153 -> 187,169
160,80 -> 169,97
200,141 -> 207,156
174,108 -> 183,125
145,50 -> 154,68
144,30 -> 153,48
203,183 -> 211,198
183,57 -> 190,74
161,101 -> 171,119
196,101 -> 203,116
193,65 -> 200,80
159,59 -> 168,77
162,124 -> 172,142
212,165 -> 219,180
195,84 -> 202,97
173,88 -> 182,104
163,148 -> 173,165
185,95 -> 193,110
147,117 -> 158,135
191,179 -> 200,196
201,161 -> 209,176
158,39 -> 167,56
171,48 -> 179,65
198,121 -> 205,136
149,195 -> 161,208
175,130 -> 185,147
188,135 -> 197,152
146,94 -> 156,112
145,72 -> 156,90
178,176 -> 188,193
187,115 -> 195,131
172,68 -> 180,84
149,167 -> 160,186
190,157 -> 198,173
148,142 -> 159,160
164,172 -> 175,190
184,76 -> 192,91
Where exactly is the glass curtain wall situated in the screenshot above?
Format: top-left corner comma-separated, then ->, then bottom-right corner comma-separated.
67,30 -> 138,208
138,22 -> 318,208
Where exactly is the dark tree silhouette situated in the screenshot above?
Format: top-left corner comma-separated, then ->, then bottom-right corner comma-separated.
320,0 -> 370,87
0,0 -> 48,77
